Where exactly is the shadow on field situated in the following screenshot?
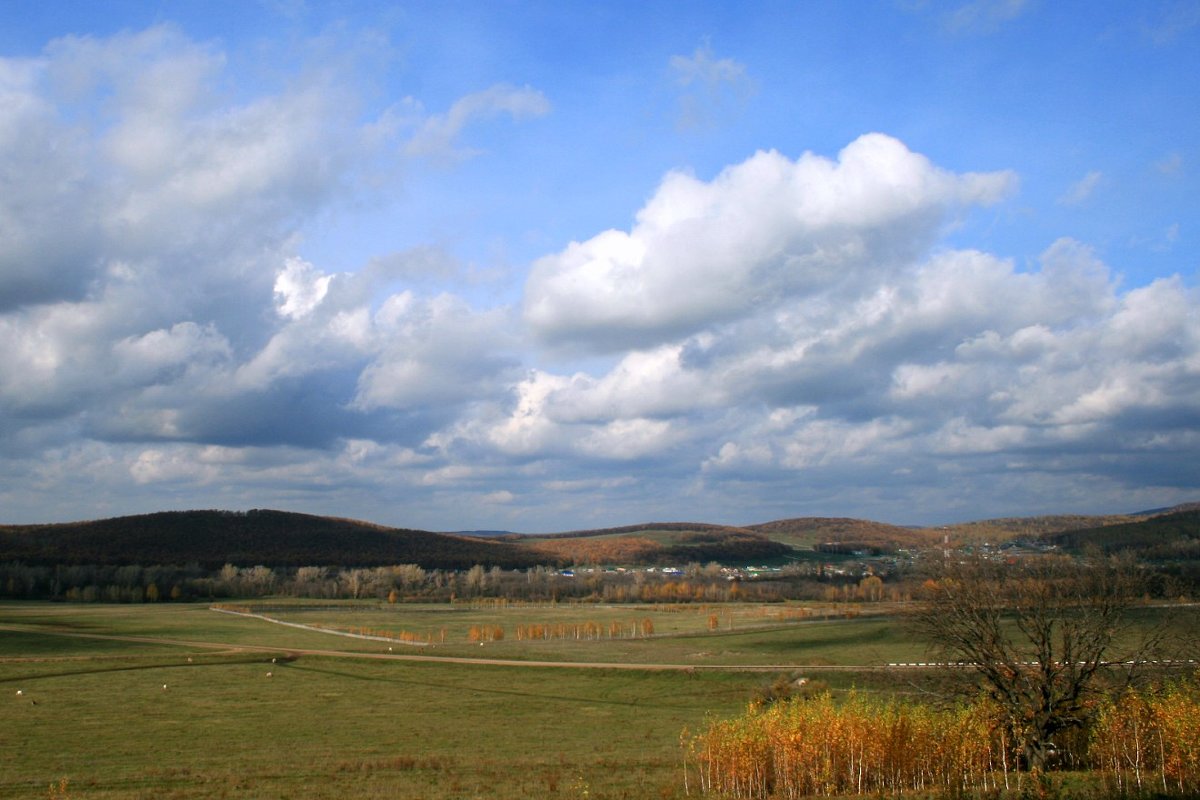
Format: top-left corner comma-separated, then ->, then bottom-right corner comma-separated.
0,655 -> 281,685
281,661 -> 711,710
0,629 -> 151,657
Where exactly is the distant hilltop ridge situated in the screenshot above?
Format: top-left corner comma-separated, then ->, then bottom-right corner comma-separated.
0,504 -> 1196,569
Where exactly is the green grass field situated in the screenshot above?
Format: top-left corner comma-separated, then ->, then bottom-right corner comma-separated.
248,600 -> 925,665
3,600 -> 1195,799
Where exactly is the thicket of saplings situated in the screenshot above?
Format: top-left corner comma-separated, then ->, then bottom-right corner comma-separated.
686,679 -> 1200,799
0,559 -> 918,605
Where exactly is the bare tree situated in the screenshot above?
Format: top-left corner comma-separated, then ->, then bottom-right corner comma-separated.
464,564 -> 485,595
393,563 -> 426,590
340,567 -> 371,599
910,552 -> 1158,771
292,566 -> 328,597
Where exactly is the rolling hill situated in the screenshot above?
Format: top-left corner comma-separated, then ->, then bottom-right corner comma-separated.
933,514 -> 1144,545
2,504 -> 1196,570
0,509 -> 529,570
513,523 -> 793,565
745,517 -> 939,552
1038,509 -> 1200,559
0,510 -> 791,569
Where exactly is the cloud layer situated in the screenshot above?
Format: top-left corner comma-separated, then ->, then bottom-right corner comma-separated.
0,25 -> 1196,529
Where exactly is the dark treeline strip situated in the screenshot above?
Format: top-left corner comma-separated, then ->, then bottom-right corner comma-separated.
0,560 -> 911,605
3,554 -> 1196,607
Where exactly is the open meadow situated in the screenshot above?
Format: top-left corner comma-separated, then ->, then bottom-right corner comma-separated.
3,600 -> 1196,799
0,601 -> 908,800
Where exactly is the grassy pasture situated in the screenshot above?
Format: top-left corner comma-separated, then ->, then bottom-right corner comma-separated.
1,601 -> 861,799
4,652 -> 754,799
3,600 -> 1195,799
255,601 -> 925,665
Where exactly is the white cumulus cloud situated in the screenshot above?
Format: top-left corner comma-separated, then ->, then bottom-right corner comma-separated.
524,133 -> 1015,352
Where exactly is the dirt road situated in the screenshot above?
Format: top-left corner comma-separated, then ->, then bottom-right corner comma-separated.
0,621 -> 858,672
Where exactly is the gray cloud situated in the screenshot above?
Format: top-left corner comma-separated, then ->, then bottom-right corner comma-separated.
0,57 -> 104,310
0,27 -> 522,462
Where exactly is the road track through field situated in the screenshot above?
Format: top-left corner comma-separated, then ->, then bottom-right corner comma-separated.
3,622 -> 1194,675
0,621 -> 878,672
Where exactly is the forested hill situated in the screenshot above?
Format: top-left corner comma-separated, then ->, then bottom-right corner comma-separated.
744,517 -> 938,551
1039,509 -> 1200,559
0,509 -> 792,569
0,509 -> 533,570
4,506 -> 1196,571
510,523 -> 793,566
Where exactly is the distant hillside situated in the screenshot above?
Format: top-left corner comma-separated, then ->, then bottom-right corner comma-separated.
741,511 -> 1182,553
1039,510 -> 1200,559
934,514 -> 1142,545
521,521 -> 746,541
1132,501 -> 1200,516
0,511 -> 793,570
0,509 -> 534,570
4,504 -> 1196,570
746,517 -> 940,553
513,523 -> 793,566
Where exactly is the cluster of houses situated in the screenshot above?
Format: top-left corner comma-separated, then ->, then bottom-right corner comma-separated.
554,564 -> 787,580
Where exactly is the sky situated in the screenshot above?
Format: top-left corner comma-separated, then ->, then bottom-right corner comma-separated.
0,1 -> 1197,531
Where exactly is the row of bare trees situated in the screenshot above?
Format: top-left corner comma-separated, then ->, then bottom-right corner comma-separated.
512,619 -> 656,640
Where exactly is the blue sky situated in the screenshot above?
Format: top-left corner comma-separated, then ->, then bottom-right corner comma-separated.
0,1 -> 1197,530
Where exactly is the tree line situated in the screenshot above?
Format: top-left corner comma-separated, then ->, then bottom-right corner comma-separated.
0,560 -> 794,603
0,559 -> 908,604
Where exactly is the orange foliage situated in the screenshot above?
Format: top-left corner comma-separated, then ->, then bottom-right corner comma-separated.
689,678 -> 1200,799
1091,681 -> 1200,795
527,536 -> 662,565
686,693 -> 1011,798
